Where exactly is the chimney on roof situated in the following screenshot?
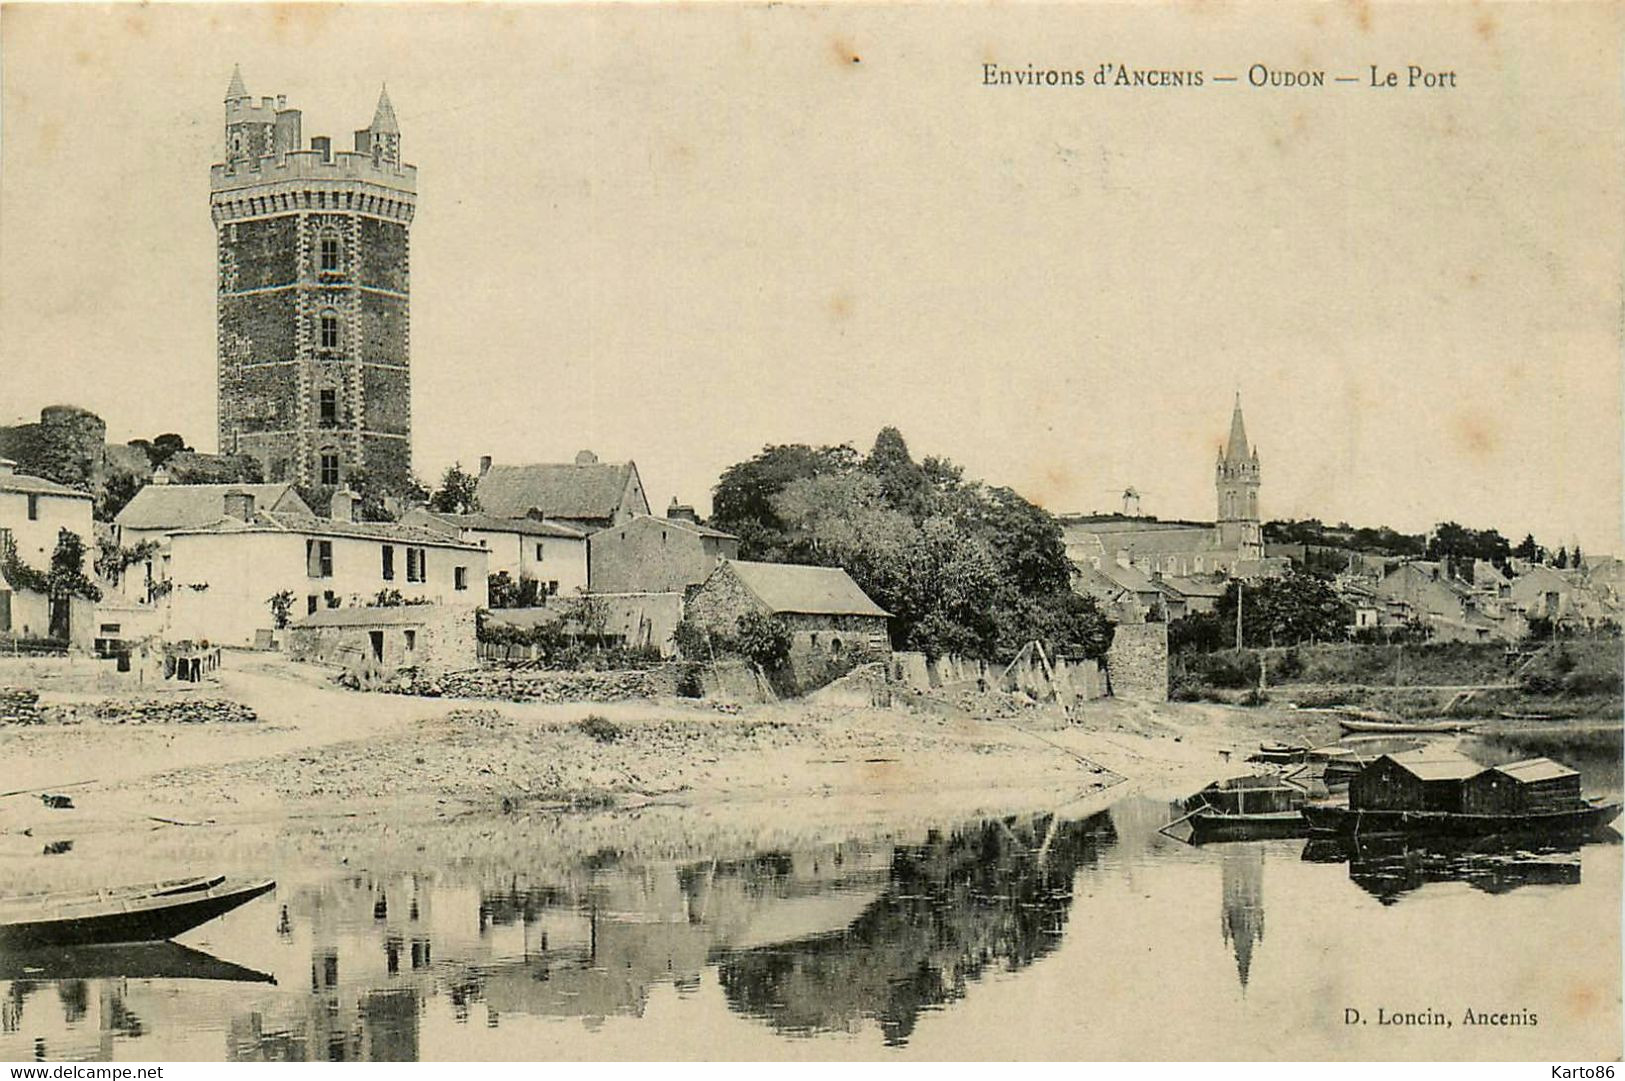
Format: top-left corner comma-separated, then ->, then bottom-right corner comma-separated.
479,455 -> 492,477
151,464 -> 170,485
330,487 -> 360,523
223,489 -> 255,522
574,450 -> 598,466
666,497 -> 699,524
525,506 -> 546,522
0,459 -> 13,476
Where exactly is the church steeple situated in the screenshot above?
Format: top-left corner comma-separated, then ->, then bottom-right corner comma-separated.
1223,392 -> 1251,464
225,64 -> 249,103
355,83 -> 401,167
370,85 -> 399,135
1215,393 -> 1263,560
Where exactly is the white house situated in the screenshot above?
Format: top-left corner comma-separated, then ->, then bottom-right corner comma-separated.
157,488 -> 489,647
113,480 -> 313,601
0,459 -> 94,570
399,508 -> 588,600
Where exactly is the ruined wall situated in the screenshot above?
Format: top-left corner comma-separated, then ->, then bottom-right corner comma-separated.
1105,622 -> 1169,701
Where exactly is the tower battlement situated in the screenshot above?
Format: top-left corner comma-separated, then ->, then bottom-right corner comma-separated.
210,152 -> 418,197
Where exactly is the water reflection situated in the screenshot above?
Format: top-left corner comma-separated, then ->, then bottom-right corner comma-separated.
1219,847 -> 1265,990
1301,831 -> 1607,904
716,813 -> 1116,1045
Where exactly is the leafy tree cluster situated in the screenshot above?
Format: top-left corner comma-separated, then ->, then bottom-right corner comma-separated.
1425,521 -> 1511,567
1169,572 -> 1353,652
487,572 -> 545,609
429,463 -> 481,514
709,429 -> 1112,661
1263,518 -> 1425,557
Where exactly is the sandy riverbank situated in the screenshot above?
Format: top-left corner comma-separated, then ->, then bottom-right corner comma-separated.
0,652 -> 1343,880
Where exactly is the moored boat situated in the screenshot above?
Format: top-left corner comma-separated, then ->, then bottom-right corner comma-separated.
1184,775 -> 1309,842
1337,717 -> 1482,734
1301,799 -> 1621,838
0,876 -> 276,948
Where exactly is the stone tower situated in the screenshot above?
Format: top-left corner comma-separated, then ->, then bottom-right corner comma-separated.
1215,393 -> 1262,558
212,67 -> 415,493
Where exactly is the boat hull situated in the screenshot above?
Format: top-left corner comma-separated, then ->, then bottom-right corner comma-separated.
0,879 -> 276,949
1302,801 -> 1621,838
1337,719 -> 1481,734
1189,811 -> 1309,843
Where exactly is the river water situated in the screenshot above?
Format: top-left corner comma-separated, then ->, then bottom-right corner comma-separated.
1,730 -> 1619,1061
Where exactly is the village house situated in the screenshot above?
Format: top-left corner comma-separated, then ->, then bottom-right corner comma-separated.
588,505 -> 740,594
400,507 -> 588,601
112,478 -> 313,600
0,459 -> 94,571
156,487 -> 488,646
473,451 -> 649,533
1370,561 -> 1516,643
0,459 -> 97,644
287,603 -> 476,675
685,560 -> 891,682
1505,563 -> 1611,631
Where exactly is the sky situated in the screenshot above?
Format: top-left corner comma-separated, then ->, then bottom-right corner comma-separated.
2,3 -> 1621,553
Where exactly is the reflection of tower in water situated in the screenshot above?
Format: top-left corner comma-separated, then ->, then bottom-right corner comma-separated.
1220,846 -> 1265,990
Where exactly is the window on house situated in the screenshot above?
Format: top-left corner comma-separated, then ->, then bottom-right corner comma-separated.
381,545 -> 395,581
319,235 -> 341,272
320,312 -> 340,350
307,595 -> 319,615
535,543 -> 545,562
404,630 -> 416,655
454,566 -> 468,591
406,547 -> 426,583
320,452 -> 340,487
320,388 -> 337,425
548,580 -> 559,596
26,495 -> 38,521
306,539 -> 333,578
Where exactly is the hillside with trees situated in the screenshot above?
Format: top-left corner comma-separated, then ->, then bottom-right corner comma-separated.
709,429 -> 1111,662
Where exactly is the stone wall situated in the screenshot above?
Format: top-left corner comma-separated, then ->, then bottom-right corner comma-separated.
1105,622 -> 1169,701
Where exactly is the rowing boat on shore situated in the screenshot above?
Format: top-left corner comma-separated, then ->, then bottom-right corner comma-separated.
1337,717 -> 1483,734
0,876 -> 275,948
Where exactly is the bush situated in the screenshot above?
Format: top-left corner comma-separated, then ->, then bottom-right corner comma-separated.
1271,648 -> 1305,681
576,713 -> 622,744
1239,688 -> 1271,707
734,611 -> 792,669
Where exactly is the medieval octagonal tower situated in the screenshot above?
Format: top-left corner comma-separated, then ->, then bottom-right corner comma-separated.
212,66 -> 415,492
1215,393 -> 1263,560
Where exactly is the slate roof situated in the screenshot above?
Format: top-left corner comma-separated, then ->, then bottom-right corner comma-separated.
293,605 -> 439,628
725,560 -> 890,618
1383,749 -> 1484,782
475,461 -> 642,521
169,511 -> 484,551
404,509 -> 585,540
591,514 -> 736,541
1493,757 -> 1579,784
116,484 -> 309,530
0,469 -> 92,500
1161,575 -> 1229,598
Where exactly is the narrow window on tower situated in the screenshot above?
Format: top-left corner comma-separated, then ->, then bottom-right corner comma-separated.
320,451 -> 340,487
320,235 -> 342,273
320,311 -> 340,350
319,388 -> 337,426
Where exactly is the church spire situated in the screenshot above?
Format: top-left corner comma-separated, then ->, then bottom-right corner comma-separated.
225,64 -> 249,102
1223,392 -> 1251,463
370,84 -> 400,134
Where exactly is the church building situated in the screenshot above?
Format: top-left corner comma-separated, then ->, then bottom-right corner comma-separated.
212,68 -> 415,495
1062,395 -> 1286,588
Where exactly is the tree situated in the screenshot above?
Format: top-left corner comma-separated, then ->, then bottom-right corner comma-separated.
429,463 -> 481,514
43,530 -> 100,640
734,610 -> 792,669
1554,546 -> 1569,569
1215,572 -> 1351,648
150,433 -> 191,465
710,443 -> 859,559
1513,533 -> 1542,562
267,590 -> 295,630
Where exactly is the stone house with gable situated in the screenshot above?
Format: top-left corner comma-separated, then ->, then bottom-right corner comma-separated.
401,507 -> 588,601
473,451 -> 649,534
589,508 -> 739,594
685,560 -> 890,681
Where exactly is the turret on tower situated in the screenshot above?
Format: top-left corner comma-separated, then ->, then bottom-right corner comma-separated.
1215,393 -> 1263,558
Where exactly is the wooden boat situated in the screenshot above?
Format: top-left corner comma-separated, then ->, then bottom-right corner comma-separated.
1302,798 -> 1621,838
0,941 -> 275,984
1253,740 -> 1310,764
1184,775 -> 1309,842
1337,717 -> 1483,734
0,875 -> 275,948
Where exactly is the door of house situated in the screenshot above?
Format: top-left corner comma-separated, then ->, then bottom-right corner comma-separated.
0,590 -> 9,633
369,630 -> 385,663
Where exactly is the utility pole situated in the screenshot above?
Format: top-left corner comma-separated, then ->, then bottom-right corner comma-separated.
1235,579 -> 1244,651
